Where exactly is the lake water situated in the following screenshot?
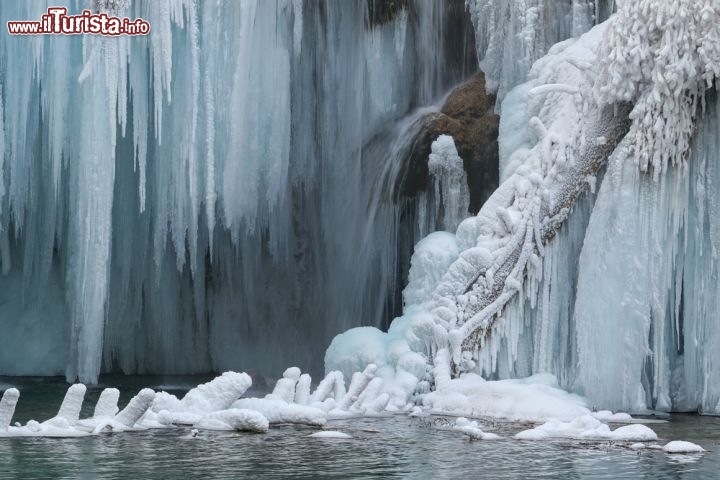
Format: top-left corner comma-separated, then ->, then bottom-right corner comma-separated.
0,376 -> 718,479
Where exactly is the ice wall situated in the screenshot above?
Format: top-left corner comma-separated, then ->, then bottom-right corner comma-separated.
465,0 -> 614,107
0,0 -> 476,382
462,3 -> 720,413
488,94 -> 720,414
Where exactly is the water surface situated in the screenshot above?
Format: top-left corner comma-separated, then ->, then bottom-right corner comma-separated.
0,376 -> 717,479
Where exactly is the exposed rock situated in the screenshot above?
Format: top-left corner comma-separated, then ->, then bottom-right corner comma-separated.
395,73 -> 500,214
366,0 -> 409,27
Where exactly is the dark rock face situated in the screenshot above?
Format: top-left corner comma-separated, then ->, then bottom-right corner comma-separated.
366,0 -> 409,27
395,73 -> 500,214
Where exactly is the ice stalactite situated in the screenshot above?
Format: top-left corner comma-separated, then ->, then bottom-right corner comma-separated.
417,135 -> 471,238
571,89 -> 720,413
0,0 -> 477,381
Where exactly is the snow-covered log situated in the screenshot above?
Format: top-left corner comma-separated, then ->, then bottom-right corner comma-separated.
56,384 -> 87,424
338,364 -> 378,411
181,371 -> 251,413
0,388 -> 19,431
231,398 -> 326,427
193,408 -> 269,433
93,388 -> 120,418
114,388 -> 156,428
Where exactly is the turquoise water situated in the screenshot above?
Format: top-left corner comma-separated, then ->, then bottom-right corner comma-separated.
0,376 -> 718,479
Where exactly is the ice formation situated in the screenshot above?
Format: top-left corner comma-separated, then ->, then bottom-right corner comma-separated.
416,136 -> 471,238
324,0 -> 720,417
0,0 -> 474,383
465,0 -> 614,107
0,367 -> 656,447
1,0 -> 720,439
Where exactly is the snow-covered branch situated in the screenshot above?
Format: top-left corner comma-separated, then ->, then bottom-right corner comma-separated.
595,0 -> 720,177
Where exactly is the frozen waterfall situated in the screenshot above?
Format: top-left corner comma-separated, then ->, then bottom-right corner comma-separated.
0,0 -> 477,382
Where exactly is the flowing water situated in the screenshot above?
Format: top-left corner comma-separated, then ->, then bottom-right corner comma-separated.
0,377 -> 717,479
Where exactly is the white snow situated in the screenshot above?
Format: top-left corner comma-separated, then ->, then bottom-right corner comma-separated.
453,417 -> 500,440
181,371 -> 251,413
595,0 -> 720,177
515,415 -> 658,442
269,367 -> 302,403
193,408 -> 269,433
93,388 -> 120,418
115,388 -> 156,428
662,441 -> 706,454
424,373 -> 590,423
232,398 -> 326,427
0,388 -> 19,431
592,410 -> 632,423
54,384 -> 87,425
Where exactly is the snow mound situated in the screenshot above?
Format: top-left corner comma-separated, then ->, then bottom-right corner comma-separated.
663,441 -> 706,454
423,373 -> 590,422
592,410 -> 632,423
515,415 -> 657,441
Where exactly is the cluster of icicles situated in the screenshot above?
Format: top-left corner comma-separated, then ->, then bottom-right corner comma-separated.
0,365 -> 398,438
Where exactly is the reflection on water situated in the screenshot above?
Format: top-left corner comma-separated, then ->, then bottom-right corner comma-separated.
0,376 -> 717,479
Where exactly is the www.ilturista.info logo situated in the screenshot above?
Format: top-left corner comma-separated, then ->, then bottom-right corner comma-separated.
7,7 -> 150,36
